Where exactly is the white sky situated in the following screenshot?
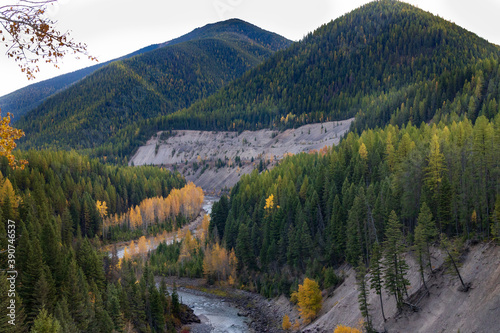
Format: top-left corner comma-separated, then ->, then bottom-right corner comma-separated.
1,0 -> 499,97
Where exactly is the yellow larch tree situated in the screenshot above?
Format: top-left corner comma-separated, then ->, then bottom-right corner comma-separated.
333,325 -> 361,333
198,214 -> 210,244
358,143 -> 368,160
0,112 -> 27,169
264,193 -> 274,210
179,229 -> 199,263
291,277 -> 322,324
128,240 -> 136,256
282,315 -> 292,331
137,236 -> 148,257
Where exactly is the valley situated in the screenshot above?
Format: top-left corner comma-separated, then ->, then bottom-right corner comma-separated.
1,0 -> 500,332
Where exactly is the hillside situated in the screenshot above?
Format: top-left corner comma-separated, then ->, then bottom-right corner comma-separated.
206,112 -> 500,307
87,0 -> 500,163
138,0 -> 500,133
16,19 -> 291,150
129,119 -> 354,193
0,43 -> 161,119
266,243 -> 500,333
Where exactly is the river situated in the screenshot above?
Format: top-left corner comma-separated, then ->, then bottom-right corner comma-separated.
113,196 -> 219,259
175,288 -> 251,333
111,196 -> 252,331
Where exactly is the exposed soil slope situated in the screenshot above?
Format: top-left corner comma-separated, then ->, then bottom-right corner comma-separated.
129,119 -> 354,193
297,242 -> 500,333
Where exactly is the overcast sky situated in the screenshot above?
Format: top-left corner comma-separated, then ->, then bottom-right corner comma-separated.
1,0 -> 499,97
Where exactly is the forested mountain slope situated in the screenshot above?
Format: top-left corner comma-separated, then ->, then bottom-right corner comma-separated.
91,0 -> 500,163
16,19 -> 291,150
210,114 -> 500,298
142,0 -> 500,131
0,150 -> 188,332
0,43 -> 161,120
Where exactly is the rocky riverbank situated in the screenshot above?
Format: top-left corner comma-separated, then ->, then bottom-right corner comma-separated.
156,277 -> 295,332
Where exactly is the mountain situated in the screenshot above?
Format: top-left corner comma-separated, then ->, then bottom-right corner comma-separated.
141,0 -> 500,133
16,19 -> 291,150
0,44 -> 161,120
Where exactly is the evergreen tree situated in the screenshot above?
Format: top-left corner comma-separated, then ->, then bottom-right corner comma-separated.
414,202 -> 437,291
31,308 -> 61,333
236,223 -> 254,269
54,297 -> 78,333
425,134 -> 447,231
171,283 -> 180,317
106,283 -> 124,332
383,210 -> 409,310
369,242 -> 386,322
356,257 -> 373,333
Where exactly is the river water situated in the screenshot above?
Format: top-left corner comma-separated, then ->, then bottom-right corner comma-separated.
175,288 -> 251,333
113,196 -> 219,259
112,196 -> 252,331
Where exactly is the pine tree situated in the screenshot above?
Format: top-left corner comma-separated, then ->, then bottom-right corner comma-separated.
61,208 -> 74,246
171,283 -> 180,317
236,223 -> 254,269
356,257 -> 373,332
369,242 -> 386,322
54,296 -> 78,333
383,210 -> 409,310
414,202 -> 437,291
0,272 -> 11,332
106,283 -> 124,332
150,284 -> 165,332
425,134 -> 447,231
31,308 -> 61,333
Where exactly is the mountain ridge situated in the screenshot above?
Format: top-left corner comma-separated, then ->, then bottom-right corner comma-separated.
149,0 -> 500,132
16,19 -> 292,151
84,0 -> 500,162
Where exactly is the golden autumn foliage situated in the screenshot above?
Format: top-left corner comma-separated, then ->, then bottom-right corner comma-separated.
96,200 -> 108,218
137,236 -> 148,257
291,278 -> 322,324
264,193 -> 274,210
358,142 -> 368,160
178,229 -> 199,263
282,315 -> 292,331
122,246 -> 130,261
0,112 -> 27,169
0,177 -> 20,216
198,214 -> 210,244
333,324 -> 361,333
104,182 -> 204,231
202,242 -> 237,283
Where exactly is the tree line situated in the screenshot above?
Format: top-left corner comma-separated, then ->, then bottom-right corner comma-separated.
209,114 -> 500,299
0,149 -> 191,332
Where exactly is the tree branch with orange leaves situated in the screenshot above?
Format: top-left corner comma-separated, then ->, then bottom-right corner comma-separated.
0,0 -> 96,79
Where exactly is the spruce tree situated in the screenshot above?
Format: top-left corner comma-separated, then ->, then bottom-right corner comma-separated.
369,242 -> 386,322
414,202 -> 437,291
106,283 -> 124,332
382,210 -> 409,310
31,308 -> 61,333
356,257 -> 373,333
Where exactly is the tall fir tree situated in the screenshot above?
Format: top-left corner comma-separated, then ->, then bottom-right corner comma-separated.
383,210 -> 409,310
356,257 -> 373,332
